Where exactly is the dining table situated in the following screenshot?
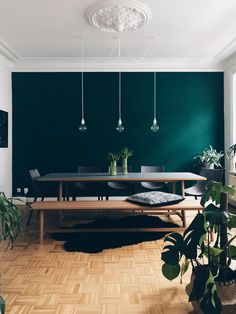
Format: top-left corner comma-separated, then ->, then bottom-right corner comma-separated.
37,172 -> 207,201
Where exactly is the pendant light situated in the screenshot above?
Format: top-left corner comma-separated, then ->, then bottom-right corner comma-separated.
151,72 -> 159,132
79,37 -> 87,132
116,34 -> 124,132
116,71 -> 124,132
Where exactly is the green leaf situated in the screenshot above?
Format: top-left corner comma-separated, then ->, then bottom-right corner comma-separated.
161,232 -> 184,265
228,214 -> 236,229
203,203 -> 228,225
201,181 -> 235,207
183,213 -> 207,259
0,295 -> 5,314
180,258 -> 190,284
204,246 -> 223,257
199,271 -> 222,314
189,267 -> 222,314
229,245 -> 236,260
162,263 -> 180,281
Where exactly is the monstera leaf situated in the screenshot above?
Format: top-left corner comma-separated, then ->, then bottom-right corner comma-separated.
204,203 -> 228,226
201,181 -> 235,207
183,213 -> 207,259
161,232 -> 184,265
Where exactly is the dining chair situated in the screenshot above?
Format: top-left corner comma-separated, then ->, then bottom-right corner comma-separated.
106,166 -> 134,200
140,165 -> 168,192
184,168 -> 224,199
75,166 -> 103,200
27,168 -> 59,226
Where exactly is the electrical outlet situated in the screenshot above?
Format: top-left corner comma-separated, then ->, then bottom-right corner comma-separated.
16,188 -> 21,194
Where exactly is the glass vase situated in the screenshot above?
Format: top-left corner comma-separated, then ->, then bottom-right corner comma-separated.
110,160 -> 117,176
122,157 -> 128,175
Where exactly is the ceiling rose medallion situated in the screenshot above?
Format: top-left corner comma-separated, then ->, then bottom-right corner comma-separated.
86,0 -> 152,33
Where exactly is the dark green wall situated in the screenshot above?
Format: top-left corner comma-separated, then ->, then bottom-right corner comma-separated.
12,72 -> 224,194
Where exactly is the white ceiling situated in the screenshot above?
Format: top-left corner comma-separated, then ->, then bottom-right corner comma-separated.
0,0 -> 236,71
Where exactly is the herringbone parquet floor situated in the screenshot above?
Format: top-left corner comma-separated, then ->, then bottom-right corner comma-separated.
0,207 -> 205,314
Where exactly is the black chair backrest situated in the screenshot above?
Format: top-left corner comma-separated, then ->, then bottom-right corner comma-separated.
199,168 -> 223,182
141,165 -> 164,173
76,166 -> 102,190
29,168 -> 41,195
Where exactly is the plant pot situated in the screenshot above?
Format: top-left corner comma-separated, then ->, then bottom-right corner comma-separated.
186,272 -> 236,313
109,160 -> 117,176
203,162 -> 214,169
122,157 -> 128,175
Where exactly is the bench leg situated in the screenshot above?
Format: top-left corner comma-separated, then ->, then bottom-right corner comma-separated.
40,210 -> 44,245
182,210 -> 186,228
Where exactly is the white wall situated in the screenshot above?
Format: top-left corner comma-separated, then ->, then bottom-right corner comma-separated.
0,58 -> 12,196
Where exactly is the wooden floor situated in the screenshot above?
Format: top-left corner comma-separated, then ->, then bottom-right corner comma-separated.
0,205 -> 213,314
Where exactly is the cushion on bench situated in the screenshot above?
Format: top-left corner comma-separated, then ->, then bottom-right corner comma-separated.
126,191 -> 184,207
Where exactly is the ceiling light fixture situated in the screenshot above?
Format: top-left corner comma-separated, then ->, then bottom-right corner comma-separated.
151,72 -> 159,132
116,35 -> 124,132
79,37 -> 87,132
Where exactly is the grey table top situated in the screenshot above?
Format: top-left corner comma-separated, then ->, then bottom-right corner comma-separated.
37,172 -> 206,182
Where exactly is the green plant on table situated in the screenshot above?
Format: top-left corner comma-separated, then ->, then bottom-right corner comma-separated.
161,181 -> 236,314
107,152 -> 120,175
120,147 -> 134,175
0,192 -> 22,314
194,145 -> 224,168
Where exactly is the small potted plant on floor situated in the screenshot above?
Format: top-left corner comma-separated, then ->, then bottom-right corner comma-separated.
120,147 -> 134,175
0,192 -> 22,314
194,145 -> 224,169
161,181 -> 236,314
107,152 -> 120,176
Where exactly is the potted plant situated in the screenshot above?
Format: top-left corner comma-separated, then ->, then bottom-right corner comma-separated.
0,192 -> 22,314
226,144 -> 236,172
161,181 -> 236,314
194,145 -> 224,169
107,152 -> 120,176
120,147 -> 134,175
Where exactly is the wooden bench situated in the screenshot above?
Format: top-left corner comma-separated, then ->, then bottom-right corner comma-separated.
30,199 -> 203,244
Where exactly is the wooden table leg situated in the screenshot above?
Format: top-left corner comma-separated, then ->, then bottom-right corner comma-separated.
40,210 -> 44,245
181,180 -> 185,197
172,182 -> 176,194
59,182 -> 63,201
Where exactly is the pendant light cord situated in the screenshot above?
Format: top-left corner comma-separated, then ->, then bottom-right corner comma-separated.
81,37 -> 84,120
119,71 -> 121,119
154,72 -> 156,119
118,34 -> 122,121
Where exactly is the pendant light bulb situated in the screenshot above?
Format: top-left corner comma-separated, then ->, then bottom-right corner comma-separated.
79,118 -> 87,132
116,118 -> 124,132
151,118 -> 159,132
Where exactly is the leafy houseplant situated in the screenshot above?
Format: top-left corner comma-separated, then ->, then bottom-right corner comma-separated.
0,192 -> 22,314
227,144 -> 236,159
107,152 -> 120,176
161,181 -> 236,314
194,145 -> 224,169
120,147 -> 134,175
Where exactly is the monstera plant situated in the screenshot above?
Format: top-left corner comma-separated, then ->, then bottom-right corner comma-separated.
161,181 -> 236,314
0,192 -> 22,314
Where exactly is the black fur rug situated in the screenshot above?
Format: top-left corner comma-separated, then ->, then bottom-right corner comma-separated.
52,215 -> 179,253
